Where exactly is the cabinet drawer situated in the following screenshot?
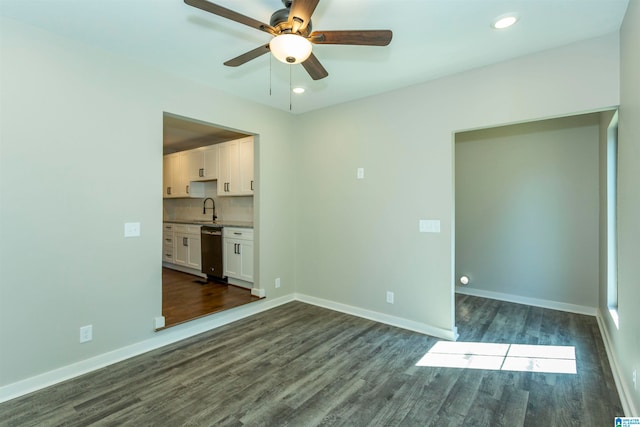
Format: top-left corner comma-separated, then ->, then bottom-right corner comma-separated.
162,250 -> 174,262
223,227 -> 253,240
173,224 -> 201,234
163,223 -> 175,232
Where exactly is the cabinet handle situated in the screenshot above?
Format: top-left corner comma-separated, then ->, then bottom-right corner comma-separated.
167,187 -> 172,195
183,237 -> 188,246
234,232 -> 242,235
186,185 -> 189,194
237,244 -> 241,255
251,180 -> 254,191
199,168 -> 204,177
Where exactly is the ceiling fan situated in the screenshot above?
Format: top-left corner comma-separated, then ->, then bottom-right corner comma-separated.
184,0 -> 393,80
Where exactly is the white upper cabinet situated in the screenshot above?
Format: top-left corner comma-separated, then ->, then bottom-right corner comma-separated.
187,145 -> 218,182
163,152 -> 204,199
238,137 -> 254,194
163,138 -> 250,198
218,136 -> 254,196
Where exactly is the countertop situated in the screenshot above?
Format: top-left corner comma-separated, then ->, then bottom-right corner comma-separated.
163,219 -> 253,229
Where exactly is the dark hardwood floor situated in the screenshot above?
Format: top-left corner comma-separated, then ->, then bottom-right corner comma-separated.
162,268 -> 261,328
0,295 -> 624,426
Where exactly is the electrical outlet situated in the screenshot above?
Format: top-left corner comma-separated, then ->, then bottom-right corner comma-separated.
386,291 -> 394,304
633,368 -> 637,390
275,277 -> 281,288
79,325 -> 93,343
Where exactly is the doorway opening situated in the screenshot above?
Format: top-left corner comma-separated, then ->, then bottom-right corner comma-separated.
453,113 -> 604,321
161,112 -> 259,328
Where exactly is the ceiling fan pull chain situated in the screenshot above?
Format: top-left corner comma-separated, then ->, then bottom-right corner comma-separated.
289,65 -> 292,111
269,54 -> 272,96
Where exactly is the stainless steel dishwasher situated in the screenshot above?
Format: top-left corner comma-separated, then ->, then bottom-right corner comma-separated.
201,226 -> 225,282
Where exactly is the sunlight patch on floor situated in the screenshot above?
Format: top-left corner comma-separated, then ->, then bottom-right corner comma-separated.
416,341 -> 577,374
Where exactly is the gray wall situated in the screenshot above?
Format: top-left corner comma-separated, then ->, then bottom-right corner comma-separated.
0,17 -> 297,386
455,114 -> 600,310
293,34 -> 619,336
599,1 -> 640,415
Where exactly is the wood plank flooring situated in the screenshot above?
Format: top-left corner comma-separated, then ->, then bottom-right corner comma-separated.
162,268 -> 261,328
0,294 -> 624,426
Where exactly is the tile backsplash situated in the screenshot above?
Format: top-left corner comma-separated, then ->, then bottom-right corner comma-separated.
163,181 -> 253,223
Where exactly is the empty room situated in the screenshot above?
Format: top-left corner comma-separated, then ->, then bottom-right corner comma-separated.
1,0 -> 638,425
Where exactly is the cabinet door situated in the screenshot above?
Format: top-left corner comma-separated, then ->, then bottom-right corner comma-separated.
202,145 -> 219,180
218,142 -> 234,196
175,152 -> 190,197
238,137 -> 254,194
238,240 -> 254,282
187,149 -> 205,182
223,238 -> 241,277
163,155 -> 174,198
186,235 -> 201,270
174,233 -> 189,266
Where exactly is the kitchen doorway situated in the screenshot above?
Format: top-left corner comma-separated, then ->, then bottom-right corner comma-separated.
161,112 -> 259,329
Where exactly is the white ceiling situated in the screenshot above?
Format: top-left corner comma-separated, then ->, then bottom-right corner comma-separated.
0,0 -> 629,114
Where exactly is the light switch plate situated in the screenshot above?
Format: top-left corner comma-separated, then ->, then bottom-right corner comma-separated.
124,222 -> 141,237
357,168 -> 364,179
419,220 -> 441,233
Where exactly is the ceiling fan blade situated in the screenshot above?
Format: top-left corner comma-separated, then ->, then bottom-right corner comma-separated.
224,44 -> 271,67
301,53 -> 328,80
310,30 -> 393,46
184,0 -> 276,35
288,0 -> 320,34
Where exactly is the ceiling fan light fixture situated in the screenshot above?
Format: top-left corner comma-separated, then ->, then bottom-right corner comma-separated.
292,87 -> 305,94
269,34 -> 312,64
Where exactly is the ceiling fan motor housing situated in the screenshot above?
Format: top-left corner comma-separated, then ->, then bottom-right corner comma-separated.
270,8 -> 312,36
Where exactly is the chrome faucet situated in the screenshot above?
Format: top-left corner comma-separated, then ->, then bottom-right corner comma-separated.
203,197 -> 217,222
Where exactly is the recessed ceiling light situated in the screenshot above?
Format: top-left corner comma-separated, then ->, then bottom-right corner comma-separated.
492,14 -> 519,30
292,87 -> 305,94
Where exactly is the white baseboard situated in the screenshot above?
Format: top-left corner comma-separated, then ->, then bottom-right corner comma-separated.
0,295 -> 295,404
596,309 -> 637,417
455,286 -> 597,316
294,293 -> 457,341
251,288 -> 266,298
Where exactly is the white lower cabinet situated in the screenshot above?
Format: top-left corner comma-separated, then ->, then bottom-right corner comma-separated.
162,223 -> 175,263
223,227 -> 253,283
164,224 -> 202,271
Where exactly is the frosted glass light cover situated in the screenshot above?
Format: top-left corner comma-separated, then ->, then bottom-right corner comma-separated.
269,34 -> 312,64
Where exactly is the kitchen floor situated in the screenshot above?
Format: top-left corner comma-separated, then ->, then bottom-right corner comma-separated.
162,268 -> 261,328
